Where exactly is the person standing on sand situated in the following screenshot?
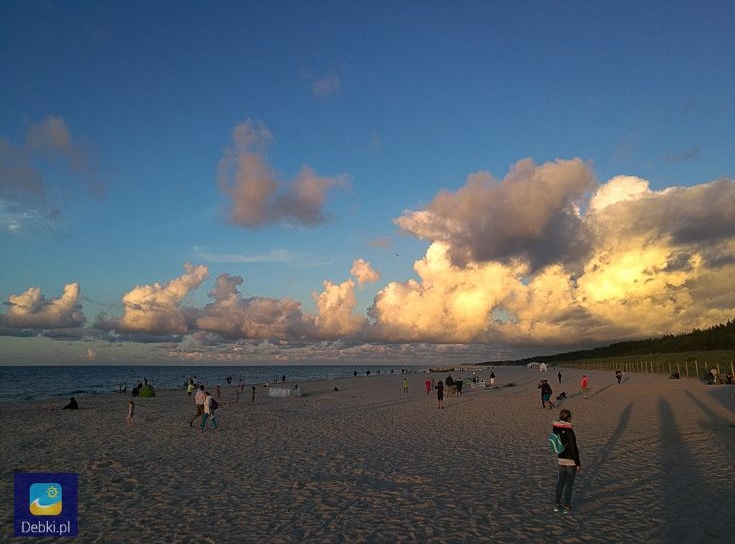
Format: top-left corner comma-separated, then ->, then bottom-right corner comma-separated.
558,371 -> 562,384
190,385 -> 205,427
552,409 -> 581,514
615,370 -> 622,384
425,378 -> 432,395
201,392 -> 219,431
126,401 -> 135,426
436,380 -> 444,409
403,377 -> 409,394
489,372 -> 496,387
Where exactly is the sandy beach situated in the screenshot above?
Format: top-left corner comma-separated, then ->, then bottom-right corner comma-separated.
2,366 -> 734,543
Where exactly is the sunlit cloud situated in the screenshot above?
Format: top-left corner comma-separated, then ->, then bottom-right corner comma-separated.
96,264 -> 209,336
4,158 -> 734,358
395,158 -> 597,272
0,283 -> 85,330
374,163 -> 735,347
217,119 -> 347,229
350,259 -> 380,286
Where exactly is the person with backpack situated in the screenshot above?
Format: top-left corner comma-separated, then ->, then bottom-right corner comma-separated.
201,391 -> 219,431
551,409 -> 581,514
538,379 -> 554,409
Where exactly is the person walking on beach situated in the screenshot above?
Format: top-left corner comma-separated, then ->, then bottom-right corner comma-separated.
436,380 -> 444,409
580,375 -> 589,398
403,377 -> 409,394
615,370 -> 622,384
126,401 -> 135,426
425,378 -> 432,395
251,385 -> 256,404
558,371 -> 562,384
539,379 -> 554,409
552,409 -> 581,514
190,385 -> 205,427
489,372 -> 496,387
201,392 -> 219,431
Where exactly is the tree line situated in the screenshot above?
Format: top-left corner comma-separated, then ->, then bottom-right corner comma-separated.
510,319 -> 735,365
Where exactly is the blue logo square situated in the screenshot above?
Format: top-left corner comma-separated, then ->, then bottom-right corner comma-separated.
14,472 -> 78,537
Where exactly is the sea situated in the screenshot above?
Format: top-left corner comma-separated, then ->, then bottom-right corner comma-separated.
0,365 -> 430,403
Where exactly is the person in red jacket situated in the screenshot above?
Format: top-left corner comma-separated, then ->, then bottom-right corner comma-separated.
552,409 -> 581,514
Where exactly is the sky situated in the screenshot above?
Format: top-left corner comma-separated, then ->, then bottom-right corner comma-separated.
1,1 -> 734,365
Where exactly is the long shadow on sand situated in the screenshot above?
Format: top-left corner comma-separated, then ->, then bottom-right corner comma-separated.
687,385 -> 735,419
579,403 -> 632,503
585,383 -> 613,400
682,388 -> 735,447
657,399 -> 708,543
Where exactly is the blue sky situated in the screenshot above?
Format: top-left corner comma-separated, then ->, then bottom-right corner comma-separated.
1,1 -> 734,365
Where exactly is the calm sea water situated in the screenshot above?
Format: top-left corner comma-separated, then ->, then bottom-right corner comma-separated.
0,365 -> 429,403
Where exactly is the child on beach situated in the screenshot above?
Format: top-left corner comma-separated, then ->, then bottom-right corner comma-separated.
436,380 -> 444,409
126,401 -> 135,426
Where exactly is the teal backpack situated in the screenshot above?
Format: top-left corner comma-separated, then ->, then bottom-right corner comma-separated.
548,431 -> 565,454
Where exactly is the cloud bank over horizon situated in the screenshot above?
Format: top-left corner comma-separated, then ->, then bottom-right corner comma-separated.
3,158 -> 734,362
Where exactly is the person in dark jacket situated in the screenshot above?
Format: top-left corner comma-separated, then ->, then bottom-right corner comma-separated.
552,409 -> 581,514
538,379 -> 554,409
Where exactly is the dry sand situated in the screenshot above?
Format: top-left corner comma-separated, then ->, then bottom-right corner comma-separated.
2,366 -> 734,543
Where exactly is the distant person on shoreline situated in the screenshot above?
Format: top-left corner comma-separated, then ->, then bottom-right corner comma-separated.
558,371 -> 562,384
126,401 -> 135,426
490,372 -> 496,387
552,409 -> 581,515
62,397 -> 78,410
403,377 -> 409,394
425,378 -> 432,395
